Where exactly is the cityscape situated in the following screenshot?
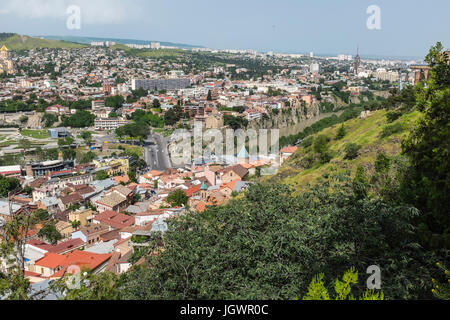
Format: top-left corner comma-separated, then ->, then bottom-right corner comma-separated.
0,0 -> 448,309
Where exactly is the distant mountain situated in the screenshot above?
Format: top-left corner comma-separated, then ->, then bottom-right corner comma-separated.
39,35 -> 204,50
0,33 -> 85,50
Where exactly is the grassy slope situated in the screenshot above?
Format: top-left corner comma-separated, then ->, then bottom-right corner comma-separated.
274,109 -> 421,189
1,34 -> 85,50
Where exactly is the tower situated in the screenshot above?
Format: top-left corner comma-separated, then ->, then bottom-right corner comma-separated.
354,46 -> 361,76
0,45 -> 9,60
0,45 -> 15,74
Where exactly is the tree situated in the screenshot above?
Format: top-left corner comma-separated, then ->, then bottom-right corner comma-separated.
164,109 -> 179,126
19,115 -> 28,124
80,131 -> 92,143
52,271 -> 120,300
207,90 -> 212,101
77,151 -> 96,164
0,205 -> 40,300
401,42 -> 450,249
58,137 -> 75,147
301,267 -> 384,300
118,179 -> 434,300
19,139 -> 31,152
344,143 -> 361,160
34,209 -> 49,222
128,171 -> 137,183
70,220 -> 81,229
431,262 -> 450,300
336,124 -> 346,140
95,170 -> 109,181
38,224 -> 62,245
166,189 -> 188,208
42,113 -> 58,128
0,176 -> 21,197
152,99 -> 161,109
62,148 -> 76,161
60,110 -> 95,128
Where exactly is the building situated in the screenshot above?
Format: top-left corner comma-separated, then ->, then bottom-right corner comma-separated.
373,68 -> 399,82
310,63 -> 321,74
93,158 -> 131,176
94,118 -> 129,131
25,160 -> 66,177
92,100 -> 105,110
47,128 -> 71,139
354,46 -> 361,75
0,45 -> 15,75
279,146 -> 299,165
95,186 -> 133,213
0,165 -> 23,178
131,78 -> 190,91
46,105 -> 69,115
410,65 -> 432,85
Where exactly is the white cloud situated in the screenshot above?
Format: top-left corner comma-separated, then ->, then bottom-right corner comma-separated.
0,0 -> 139,25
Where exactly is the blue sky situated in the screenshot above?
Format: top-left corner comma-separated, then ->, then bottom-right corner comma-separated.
0,0 -> 448,58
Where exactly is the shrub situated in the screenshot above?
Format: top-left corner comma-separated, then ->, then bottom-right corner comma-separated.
386,111 -> 403,123
380,123 -> 404,138
344,143 -> 361,160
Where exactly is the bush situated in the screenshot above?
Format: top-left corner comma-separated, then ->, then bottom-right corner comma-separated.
319,151 -> 333,164
335,125 -> 347,140
380,123 -> 404,138
302,136 -> 314,148
314,135 -> 330,154
386,111 -> 403,123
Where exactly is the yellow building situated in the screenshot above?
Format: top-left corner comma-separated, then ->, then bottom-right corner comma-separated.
0,45 -> 15,75
93,157 -> 130,176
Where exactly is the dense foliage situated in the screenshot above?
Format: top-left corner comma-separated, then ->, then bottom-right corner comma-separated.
117,179 -> 436,300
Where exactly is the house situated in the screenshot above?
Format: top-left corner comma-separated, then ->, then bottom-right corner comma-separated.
31,250 -> 112,280
95,185 -> 133,213
58,193 -> 84,211
26,238 -> 86,256
220,164 -> 249,184
92,210 -> 135,230
279,146 -> 298,165
55,221 -> 74,239
138,170 -> 163,184
68,208 -> 95,228
71,223 -> 110,247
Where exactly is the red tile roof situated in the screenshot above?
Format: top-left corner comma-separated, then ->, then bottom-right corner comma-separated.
35,252 -> 66,269
93,211 -> 135,230
280,146 -> 298,154
51,250 -> 112,278
185,184 -> 201,197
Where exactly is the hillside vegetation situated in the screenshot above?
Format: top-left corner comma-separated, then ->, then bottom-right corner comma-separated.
0,34 -> 85,50
275,109 -> 421,189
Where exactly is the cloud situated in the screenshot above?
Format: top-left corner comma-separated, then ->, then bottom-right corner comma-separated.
0,0 -> 140,25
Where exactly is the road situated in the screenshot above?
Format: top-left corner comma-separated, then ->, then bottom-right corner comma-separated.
144,130 -> 172,171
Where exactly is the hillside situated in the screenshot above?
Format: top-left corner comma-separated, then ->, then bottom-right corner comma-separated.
40,35 -> 203,49
0,33 -> 85,50
273,109 -> 421,189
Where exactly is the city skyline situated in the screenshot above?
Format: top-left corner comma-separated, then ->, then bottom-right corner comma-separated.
0,0 -> 448,58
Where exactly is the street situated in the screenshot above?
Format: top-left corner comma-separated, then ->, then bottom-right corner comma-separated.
144,131 -> 172,171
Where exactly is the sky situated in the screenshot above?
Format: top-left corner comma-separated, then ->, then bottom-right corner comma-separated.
0,0 -> 448,58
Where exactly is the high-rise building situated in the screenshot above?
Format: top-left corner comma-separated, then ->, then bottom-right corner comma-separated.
310,63 -> 321,74
132,78 -> 191,91
309,52 -> 314,58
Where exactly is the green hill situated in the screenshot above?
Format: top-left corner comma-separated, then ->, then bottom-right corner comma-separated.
273,109 -> 421,189
0,33 -> 85,50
